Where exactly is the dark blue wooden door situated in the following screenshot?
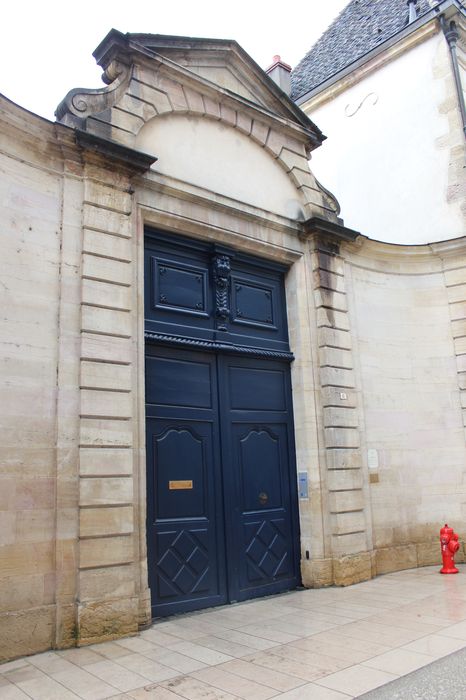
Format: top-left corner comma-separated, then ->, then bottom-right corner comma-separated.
145,230 -> 300,617
146,347 -> 228,616
219,357 -> 299,602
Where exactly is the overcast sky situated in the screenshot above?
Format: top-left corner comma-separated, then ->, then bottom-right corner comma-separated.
1,0 -> 348,120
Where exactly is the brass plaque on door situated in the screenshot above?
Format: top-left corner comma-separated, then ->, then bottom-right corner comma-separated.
169,480 -> 193,490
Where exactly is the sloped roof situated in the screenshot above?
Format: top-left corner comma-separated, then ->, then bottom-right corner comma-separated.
291,0 -> 433,101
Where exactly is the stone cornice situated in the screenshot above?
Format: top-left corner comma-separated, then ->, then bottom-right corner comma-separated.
429,236 -> 466,258
341,235 -> 466,274
301,216 -> 360,243
75,130 -> 156,175
0,93 -> 83,173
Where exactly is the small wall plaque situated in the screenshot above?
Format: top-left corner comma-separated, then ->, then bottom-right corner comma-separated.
298,472 -> 309,499
368,448 -> 379,470
169,480 -> 193,490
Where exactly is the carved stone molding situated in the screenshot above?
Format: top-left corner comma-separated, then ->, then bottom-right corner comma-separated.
55,62 -> 132,128
314,177 -> 342,217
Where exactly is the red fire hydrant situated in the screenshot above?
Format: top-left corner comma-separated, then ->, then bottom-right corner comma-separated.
440,524 -> 460,574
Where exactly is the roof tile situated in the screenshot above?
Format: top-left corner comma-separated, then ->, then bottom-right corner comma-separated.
291,0 -> 433,101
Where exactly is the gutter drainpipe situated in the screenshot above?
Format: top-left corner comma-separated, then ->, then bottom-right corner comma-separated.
407,0 -> 418,24
441,16 -> 466,140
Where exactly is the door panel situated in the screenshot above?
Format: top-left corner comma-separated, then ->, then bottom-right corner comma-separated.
229,366 -> 286,411
154,426 -> 207,520
146,354 -> 212,409
244,517 -> 292,583
232,422 -> 296,596
219,357 -> 300,603
146,348 -> 227,617
238,428 -> 283,512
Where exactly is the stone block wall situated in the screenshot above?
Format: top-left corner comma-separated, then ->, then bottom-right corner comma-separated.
345,239 -> 466,576
0,101 -> 76,660
0,97 -> 154,660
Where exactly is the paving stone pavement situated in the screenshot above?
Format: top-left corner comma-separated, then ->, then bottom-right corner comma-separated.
358,646 -> 466,699
0,565 -> 465,699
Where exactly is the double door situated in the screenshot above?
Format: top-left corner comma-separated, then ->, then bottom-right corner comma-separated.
146,345 -> 300,617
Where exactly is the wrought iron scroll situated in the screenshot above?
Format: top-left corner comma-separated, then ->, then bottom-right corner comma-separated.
213,254 -> 231,331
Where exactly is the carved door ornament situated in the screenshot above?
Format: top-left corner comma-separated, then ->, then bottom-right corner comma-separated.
212,254 -> 231,331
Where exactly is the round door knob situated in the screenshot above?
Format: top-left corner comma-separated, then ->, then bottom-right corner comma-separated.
258,492 -> 268,505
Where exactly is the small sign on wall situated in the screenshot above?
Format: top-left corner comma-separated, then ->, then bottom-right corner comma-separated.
298,472 -> 309,499
368,449 -> 379,484
368,449 -> 379,470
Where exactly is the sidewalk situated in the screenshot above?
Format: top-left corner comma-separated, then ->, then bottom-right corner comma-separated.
358,646 -> 466,699
1,565 -> 465,699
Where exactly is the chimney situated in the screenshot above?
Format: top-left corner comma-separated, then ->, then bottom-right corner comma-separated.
266,55 -> 292,96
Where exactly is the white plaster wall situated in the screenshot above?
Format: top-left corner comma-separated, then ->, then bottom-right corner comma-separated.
348,257 -> 466,546
136,114 -> 305,220
306,33 -> 465,244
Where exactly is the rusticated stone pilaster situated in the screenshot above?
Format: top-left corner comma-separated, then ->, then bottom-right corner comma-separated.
76,136 -> 155,645
304,218 -> 373,585
435,239 -> 466,446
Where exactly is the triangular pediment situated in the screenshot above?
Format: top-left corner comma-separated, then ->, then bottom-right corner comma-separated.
125,34 -> 270,107
92,30 -> 323,141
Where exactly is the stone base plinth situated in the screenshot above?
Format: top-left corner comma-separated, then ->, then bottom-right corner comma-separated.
301,538 -> 465,589
301,557 -> 334,588
0,606 -> 55,663
77,598 -> 139,647
333,551 -> 374,586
